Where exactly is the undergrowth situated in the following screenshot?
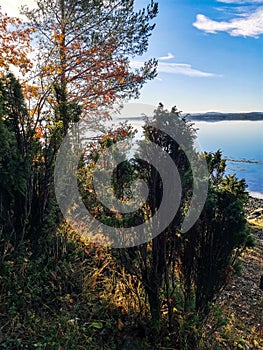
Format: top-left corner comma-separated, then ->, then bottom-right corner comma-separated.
0,222 -> 261,350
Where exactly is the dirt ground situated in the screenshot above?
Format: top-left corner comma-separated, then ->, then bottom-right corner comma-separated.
206,198 -> 263,349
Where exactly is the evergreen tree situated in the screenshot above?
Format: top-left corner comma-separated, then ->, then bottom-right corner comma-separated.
118,106 -> 253,348
22,0 -> 158,128
0,73 -> 37,249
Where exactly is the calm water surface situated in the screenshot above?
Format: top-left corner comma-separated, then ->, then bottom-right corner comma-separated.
125,119 -> 263,198
194,121 -> 263,198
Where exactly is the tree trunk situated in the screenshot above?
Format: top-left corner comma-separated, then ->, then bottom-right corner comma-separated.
147,286 -> 161,333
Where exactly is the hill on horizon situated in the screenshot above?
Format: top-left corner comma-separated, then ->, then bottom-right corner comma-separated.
187,111 -> 263,121
116,111 -> 263,121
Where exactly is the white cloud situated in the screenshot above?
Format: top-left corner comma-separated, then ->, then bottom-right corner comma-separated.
131,61 -> 219,78
157,62 -> 219,77
158,53 -> 175,60
193,7 -> 263,38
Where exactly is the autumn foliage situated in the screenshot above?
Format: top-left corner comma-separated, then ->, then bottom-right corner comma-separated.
0,8 -> 34,74
20,0 -> 158,124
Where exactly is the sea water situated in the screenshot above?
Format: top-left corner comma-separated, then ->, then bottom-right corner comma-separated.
122,119 -> 263,198
194,121 -> 263,198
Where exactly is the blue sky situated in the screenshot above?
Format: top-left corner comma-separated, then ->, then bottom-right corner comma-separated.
130,0 -> 263,113
1,0 -> 262,114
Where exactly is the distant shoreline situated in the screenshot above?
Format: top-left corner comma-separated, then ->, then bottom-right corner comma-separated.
117,112 -> 263,122
187,112 -> 263,122
226,158 -> 263,165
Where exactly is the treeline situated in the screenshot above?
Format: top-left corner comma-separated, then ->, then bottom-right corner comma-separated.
187,112 -> 263,121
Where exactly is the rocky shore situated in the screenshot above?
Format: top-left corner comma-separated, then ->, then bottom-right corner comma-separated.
246,196 -> 263,241
247,196 -> 263,214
